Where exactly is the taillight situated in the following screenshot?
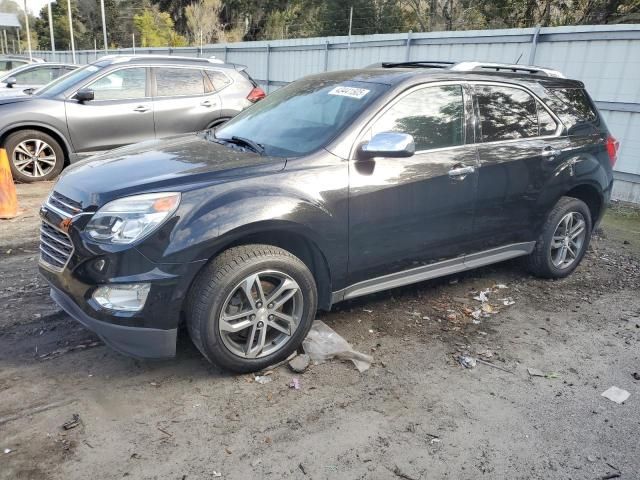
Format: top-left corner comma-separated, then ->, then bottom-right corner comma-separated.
605,135 -> 620,167
247,87 -> 266,103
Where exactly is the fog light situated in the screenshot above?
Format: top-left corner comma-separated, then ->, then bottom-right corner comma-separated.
93,283 -> 150,312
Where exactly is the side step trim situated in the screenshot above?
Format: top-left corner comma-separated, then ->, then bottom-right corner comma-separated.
331,242 -> 535,304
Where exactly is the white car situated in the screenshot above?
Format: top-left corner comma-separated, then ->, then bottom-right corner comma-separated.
0,63 -> 77,97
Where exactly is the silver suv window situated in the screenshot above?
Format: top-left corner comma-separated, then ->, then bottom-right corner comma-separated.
205,70 -> 231,91
89,67 -> 147,101
155,67 -> 205,97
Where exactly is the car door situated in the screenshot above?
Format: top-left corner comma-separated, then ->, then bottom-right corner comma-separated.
151,66 -> 221,138
65,66 -> 155,153
348,83 -> 479,285
471,83 -> 567,250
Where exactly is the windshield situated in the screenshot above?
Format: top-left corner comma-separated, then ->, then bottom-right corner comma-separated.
35,64 -> 101,97
215,79 -> 389,157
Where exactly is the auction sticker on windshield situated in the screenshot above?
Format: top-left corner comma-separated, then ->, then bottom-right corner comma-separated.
328,86 -> 370,99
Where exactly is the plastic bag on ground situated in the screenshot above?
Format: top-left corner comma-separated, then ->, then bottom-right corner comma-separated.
302,320 -> 373,372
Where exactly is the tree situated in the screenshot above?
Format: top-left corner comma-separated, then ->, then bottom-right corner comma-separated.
133,5 -> 187,46
185,0 -> 224,45
34,0 -> 92,50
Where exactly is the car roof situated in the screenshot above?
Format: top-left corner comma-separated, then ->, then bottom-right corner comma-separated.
94,55 -> 241,70
304,61 -> 583,89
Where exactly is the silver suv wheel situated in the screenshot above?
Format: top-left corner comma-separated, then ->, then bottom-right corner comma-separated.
12,139 -> 57,178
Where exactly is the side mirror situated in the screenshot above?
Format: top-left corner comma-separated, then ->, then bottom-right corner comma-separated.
5,77 -> 16,88
75,88 -> 94,103
359,132 -> 415,159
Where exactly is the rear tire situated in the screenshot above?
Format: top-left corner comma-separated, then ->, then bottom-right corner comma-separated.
527,196 -> 592,278
185,244 -> 317,373
4,130 -> 65,183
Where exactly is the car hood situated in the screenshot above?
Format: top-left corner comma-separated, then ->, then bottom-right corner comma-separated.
0,94 -> 33,105
55,134 -> 287,208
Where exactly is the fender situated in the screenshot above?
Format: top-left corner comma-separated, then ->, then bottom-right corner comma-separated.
0,120 -> 74,160
535,136 -> 612,232
135,172 -> 349,287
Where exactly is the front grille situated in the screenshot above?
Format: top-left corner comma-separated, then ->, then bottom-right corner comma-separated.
47,191 -> 82,217
40,222 -> 74,271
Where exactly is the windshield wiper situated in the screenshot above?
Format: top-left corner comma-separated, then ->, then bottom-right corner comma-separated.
225,136 -> 265,155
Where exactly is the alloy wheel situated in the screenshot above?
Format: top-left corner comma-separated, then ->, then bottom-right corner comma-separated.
550,211 -> 587,269
12,139 -> 57,178
218,270 -> 303,359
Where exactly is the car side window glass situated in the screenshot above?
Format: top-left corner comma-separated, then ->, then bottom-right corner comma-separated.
206,70 -> 231,91
476,85 -> 538,142
14,67 -> 57,84
156,68 -> 205,97
537,103 -> 557,136
89,68 -> 147,101
370,85 -> 465,151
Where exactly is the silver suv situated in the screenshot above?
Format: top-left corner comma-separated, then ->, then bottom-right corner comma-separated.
0,55 -> 264,182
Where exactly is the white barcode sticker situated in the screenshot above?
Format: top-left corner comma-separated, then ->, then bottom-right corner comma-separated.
328,86 -> 370,99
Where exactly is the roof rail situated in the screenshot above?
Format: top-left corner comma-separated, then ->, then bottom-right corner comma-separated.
449,61 -> 565,78
101,54 -> 227,65
377,61 -> 455,69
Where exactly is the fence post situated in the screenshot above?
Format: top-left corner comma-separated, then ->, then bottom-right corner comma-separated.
528,25 -> 541,65
324,40 -> 329,71
223,45 -> 228,63
405,30 -> 412,61
265,43 -> 271,93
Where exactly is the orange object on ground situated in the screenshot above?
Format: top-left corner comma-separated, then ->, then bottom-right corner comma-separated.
0,148 -> 18,219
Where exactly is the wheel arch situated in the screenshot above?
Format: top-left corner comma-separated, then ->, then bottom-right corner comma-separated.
0,123 -> 72,166
182,221 -> 334,312
563,183 -> 604,226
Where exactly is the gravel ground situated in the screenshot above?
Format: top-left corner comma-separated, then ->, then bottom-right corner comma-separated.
1,183 -> 639,480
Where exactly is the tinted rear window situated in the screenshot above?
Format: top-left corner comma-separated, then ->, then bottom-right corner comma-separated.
548,88 -> 597,121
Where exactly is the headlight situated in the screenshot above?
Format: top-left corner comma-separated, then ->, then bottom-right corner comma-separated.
85,192 -> 180,244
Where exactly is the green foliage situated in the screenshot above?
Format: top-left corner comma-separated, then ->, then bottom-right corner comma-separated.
133,6 -> 187,47
26,0 -> 640,52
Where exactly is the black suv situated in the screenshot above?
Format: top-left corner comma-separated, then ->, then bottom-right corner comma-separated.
39,61 -> 617,372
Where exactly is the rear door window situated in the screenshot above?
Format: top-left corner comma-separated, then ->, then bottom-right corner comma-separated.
155,68 -> 205,97
476,85 -> 539,142
537,105 -> 558,135
370,84 -> 465,151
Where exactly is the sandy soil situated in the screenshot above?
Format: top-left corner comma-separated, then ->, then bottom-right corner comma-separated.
1,183 -> 639,480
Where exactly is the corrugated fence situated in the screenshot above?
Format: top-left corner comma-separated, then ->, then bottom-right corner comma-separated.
35,24 -> 640,203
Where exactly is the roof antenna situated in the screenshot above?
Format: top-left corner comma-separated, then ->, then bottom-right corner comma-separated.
514,52 -> 523,65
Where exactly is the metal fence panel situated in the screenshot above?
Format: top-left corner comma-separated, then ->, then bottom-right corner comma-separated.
33,24 -> 640,202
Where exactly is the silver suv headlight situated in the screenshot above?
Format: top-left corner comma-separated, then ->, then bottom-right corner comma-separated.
85,192 -> 181,244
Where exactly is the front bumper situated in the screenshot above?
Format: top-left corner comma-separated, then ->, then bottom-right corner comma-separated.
50,286 -> 177,358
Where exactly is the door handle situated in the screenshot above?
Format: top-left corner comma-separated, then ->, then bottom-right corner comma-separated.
133,105 -> 150,113
448,165 -> 475,178
200,100 -> 213,107
541,146 -> 561,159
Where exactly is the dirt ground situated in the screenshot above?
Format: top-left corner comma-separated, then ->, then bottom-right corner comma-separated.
1,183 -> 639,480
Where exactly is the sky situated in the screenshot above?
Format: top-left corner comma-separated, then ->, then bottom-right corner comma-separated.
24,0 -> 52,15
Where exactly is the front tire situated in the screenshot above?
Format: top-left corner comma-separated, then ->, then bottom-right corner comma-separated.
4,130 -> 65,183
527,196 -> 592,278
185,245 -> 317,373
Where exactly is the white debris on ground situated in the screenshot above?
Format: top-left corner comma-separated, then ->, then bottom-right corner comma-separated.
601,386 -> 630,404
469,284 -> 516,323
303,320 -> 373,372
